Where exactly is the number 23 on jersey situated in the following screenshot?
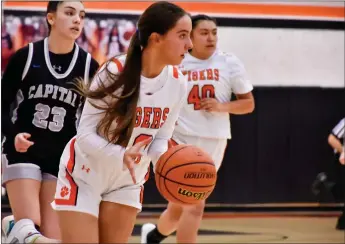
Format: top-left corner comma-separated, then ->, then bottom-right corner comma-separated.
33,103 -> 66,132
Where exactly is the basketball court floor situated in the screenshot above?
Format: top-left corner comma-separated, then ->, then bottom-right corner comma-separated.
2,209 -> 344,243
133,212 -> 344,243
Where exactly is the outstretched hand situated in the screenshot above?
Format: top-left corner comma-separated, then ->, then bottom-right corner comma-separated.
123,137 -> 152,184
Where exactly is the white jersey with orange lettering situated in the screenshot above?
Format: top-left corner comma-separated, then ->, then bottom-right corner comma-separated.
52,55 -> 187,216
174,51 -> 253,140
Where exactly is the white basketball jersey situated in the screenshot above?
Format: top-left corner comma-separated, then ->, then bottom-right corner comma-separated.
174,51 -> 253,139
75,55 -> 187,186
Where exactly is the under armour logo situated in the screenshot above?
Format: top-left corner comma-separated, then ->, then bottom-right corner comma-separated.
82,165 -> 90,173
53,65 -> 62,72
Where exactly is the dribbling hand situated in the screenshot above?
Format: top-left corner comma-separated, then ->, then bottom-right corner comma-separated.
14,133 -> 34,153
123,137 -> 152,184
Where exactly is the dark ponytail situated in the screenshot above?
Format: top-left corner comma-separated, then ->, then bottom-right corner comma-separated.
79,1 -> 187,147
101,31 -> 142,147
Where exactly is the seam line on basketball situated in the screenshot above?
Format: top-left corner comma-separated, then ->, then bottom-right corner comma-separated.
158,145 -> 190,192
165,161 -> 216,178
156,171 -> 216,188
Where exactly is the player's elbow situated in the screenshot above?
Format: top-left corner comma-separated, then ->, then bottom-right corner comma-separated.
242,98 -> 255,114
247,99 -> 255,113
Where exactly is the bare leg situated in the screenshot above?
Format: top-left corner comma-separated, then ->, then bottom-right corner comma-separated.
176,201 -> 205,243
6,179 -> 41,225
37,179 -> 60,242
156,202 -> 183,235
58,210 -> 98,243
99,201 -> 138,243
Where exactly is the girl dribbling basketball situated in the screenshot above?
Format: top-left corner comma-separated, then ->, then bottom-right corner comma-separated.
51,2 -> 193,243
142,14 -> 255,244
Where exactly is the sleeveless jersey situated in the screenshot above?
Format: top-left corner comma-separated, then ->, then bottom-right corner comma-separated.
3,37 -> 94,163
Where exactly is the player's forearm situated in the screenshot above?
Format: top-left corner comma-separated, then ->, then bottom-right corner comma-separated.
221,98 -> 255,114
148,138 -> 168,169
328,134 -> 343,153
76,132 -> 126,164
76,99 -> 126,166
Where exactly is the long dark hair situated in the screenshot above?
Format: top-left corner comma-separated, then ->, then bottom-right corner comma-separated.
80,1 -> 188,147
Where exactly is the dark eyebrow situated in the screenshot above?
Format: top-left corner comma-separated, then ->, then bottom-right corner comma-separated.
177,30 -> 190,34
64,6 -> 86,14
199,28 -> 217,31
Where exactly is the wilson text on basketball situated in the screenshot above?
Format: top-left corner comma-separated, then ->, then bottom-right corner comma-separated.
178,187 -> 212,200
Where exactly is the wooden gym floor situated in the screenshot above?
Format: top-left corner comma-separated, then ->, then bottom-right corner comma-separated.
132,212 -> 344,243
1,210 -> 344,243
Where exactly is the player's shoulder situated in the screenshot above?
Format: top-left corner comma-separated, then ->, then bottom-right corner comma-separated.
16,39 -> 45,57
111,54 -> 127,67
10,43 -> 31,63
215,50 -> 242,64
99,54 -> 126,75
75,44 -> 90,58
31,39 -> 44,49
169,65 -> 187,85
168,65 -> 187,94
215,51 -> 247,75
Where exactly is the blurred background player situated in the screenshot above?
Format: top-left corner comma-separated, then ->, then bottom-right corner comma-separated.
1,22 -> 15,74
1,1 -> 99,243
51,1 -> 192,243
312,117 -> 344,230
141,14 -> 255,243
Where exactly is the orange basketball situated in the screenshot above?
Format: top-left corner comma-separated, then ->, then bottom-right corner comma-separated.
155,144 -> 217,205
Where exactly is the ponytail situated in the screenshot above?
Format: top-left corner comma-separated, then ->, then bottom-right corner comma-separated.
78,31 -> 143,147
111,31 -> 142,146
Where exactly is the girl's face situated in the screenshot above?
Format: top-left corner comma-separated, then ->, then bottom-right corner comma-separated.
157,15 -> 193,66
47,1 -> 85,40
191,20 -> 218,59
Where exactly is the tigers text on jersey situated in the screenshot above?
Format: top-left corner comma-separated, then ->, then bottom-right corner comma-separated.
175,51 -> 253,139
74,55 -> 187,187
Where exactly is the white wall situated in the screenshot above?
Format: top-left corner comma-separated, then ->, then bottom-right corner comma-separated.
217,27 -> 344,88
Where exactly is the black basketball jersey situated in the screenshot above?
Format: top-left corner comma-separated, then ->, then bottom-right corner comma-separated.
2,38 -> 98,164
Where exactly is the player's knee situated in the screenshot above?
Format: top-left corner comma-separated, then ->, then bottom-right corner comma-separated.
185,201 -> 205,217
167,202 -> 183,220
